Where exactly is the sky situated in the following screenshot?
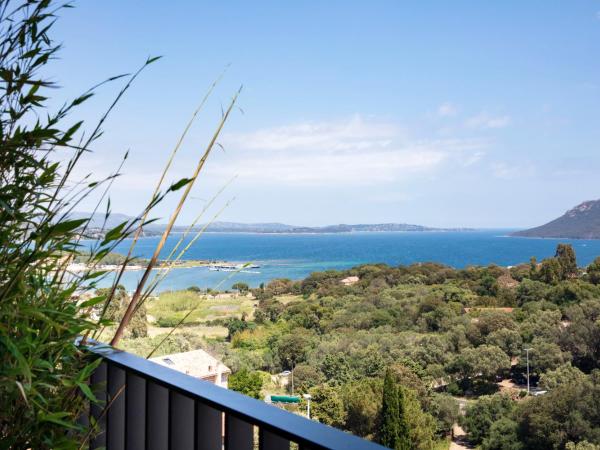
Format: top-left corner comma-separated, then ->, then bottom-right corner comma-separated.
48,1 -> 600,228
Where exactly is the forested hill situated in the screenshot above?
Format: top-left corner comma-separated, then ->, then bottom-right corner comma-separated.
512,199 -> 600,239
122,243 -> 600,449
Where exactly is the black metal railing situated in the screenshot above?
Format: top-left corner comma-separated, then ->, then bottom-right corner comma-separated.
88,344 -> 387,450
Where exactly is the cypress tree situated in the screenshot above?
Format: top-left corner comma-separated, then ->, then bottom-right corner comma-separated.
395,386 -> 411,450
377,369 -> 400,447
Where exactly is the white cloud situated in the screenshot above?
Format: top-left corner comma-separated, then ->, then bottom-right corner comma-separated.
223,114 -> 397,152
221,148 -> 447,185
437,102 -> 458,117
465,112 -> 511,129
491,162 -> 535,179
218,116 -> 487,186
463,151 -> 485,166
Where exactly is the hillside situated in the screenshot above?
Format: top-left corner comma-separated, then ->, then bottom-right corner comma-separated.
120,243 -> 600,450
512,200 -> 600,239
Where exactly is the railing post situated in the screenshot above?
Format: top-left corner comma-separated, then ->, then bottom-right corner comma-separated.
170,391 -> 195,449
147,381 -> 169,450
195,402 -> 222,450
107,364 -> 126,450
126,371 -> 146,449
225,414 -> 254,450
260,428 -> 290,450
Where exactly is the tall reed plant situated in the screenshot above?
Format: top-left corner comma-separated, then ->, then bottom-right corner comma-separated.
0,1 -> 239,447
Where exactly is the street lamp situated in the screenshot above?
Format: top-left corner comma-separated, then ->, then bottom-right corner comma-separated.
303,394 -> 312,419
525,348 -> 533,395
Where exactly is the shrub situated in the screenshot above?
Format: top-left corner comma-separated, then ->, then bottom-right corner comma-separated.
461,394 -> 514,445
229,368 -> 263,399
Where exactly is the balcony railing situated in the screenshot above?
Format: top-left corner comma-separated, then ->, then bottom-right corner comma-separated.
88,344 -> 387,449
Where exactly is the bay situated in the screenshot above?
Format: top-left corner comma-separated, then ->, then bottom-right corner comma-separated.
91,230 -> 600,292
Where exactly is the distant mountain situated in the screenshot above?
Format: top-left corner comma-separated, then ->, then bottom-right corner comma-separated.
72,212 -> 472,236
205,222 -> 469,233
512,200 -> 600,239
69,211 -> 146,230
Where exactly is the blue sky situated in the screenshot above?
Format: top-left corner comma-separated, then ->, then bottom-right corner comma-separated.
50,1 -> 600,228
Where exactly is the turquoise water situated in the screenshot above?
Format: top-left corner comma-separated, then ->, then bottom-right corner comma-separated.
92,231 -> 600,292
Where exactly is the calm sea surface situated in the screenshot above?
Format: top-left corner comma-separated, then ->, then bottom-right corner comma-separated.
91,231 -> 600,292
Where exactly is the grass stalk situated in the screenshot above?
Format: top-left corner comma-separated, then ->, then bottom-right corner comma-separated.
110,87 -> 241,346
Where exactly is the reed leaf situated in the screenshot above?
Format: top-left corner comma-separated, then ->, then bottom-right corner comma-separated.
110,87 -> 241,346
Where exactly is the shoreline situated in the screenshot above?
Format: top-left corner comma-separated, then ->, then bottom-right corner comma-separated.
66,259 -> 247,273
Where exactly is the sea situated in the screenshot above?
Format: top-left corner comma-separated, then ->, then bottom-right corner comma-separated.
90,230 -> 600,293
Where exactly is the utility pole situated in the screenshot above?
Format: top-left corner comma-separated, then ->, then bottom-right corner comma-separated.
525,348 -> 533,395
303,394 -> 312,419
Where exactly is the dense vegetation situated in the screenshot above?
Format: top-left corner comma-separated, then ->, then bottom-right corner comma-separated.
202,244 -> 600,449
114,238 -> 600,449
116,242 -> 600,448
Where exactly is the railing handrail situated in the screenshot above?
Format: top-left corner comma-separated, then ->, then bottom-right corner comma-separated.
90,343 -> 387,450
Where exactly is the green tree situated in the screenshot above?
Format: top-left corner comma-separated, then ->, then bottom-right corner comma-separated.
376,370 -> 411,450
476,311 -> 518,336
480,418 -> 523,450
309,384 -> 346,428
539,258 -> 562,285
566,442 -> 600,450
519,307 -> 562,344
449,345 -> 511,382
254,298 -> 284,323
377,370 -> 401,448
232,282 -> 249,293
529,256 -> 538,278
539,363 -> 586,390
516,279 -> 548,305
477,273 -> 499,297
229,368 -> 263,399
486,328 -> 523,357
560,299 -> 600,370
461,394 -> 514,445
587,257 -> 600,285
402,387 -> 436,450
342,378 -> 382,438
428,393 -> 459,436
321,352 -> 356,386
556,243 -> 578,279
515,371 -> 600,449
292,364 -> 325,393
518,341 -> 571,375
395,386 -> 412,450
276,331 -> 313,370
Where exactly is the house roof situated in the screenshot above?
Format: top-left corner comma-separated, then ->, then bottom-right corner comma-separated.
150,348 -> 231,379
463,307 -> 514,313
340,276 -> 359,285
